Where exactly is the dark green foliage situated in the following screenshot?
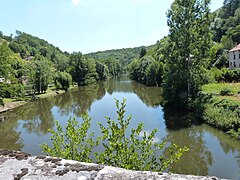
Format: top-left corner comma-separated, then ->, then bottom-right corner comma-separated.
163,0 -> 211,109
210,68 -> 240,82
203,98 -> 240,132
129,56 -> 164,86
69,52 -> 98,85
0,40 -> 27,100
139,48 -> 147,58
211,0 -> 240,45
85,46 -> 155,67
9,30 -> 62,60
54,72 -> 72,91
52,53 -> 70,72
0,41 -> 15,78
102,58 -> 122,76
0,98 -> 3,106
95,61 -> 109,80
41,99 -> 188,171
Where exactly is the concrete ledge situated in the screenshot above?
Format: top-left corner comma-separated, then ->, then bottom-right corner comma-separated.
0,150 -> 226,180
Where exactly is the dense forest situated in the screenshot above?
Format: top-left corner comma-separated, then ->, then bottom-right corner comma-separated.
0,31 -> 123,105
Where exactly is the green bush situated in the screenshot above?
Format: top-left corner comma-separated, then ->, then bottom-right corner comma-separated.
41,99 -> 188,171
227,129 -> 240,139
0,83 -> 25,98
210,68 -> 240,82
203,98 -> 240,133
41,114 -> 97,162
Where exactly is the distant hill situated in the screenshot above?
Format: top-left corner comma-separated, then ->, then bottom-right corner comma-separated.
85,44 -> 157,65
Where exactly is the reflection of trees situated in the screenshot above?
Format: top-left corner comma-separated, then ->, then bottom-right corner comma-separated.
104,77 -> 133,94
55,90 -> 75,116
56,83 -> 106,117
3,98 -> 55,136
0,97 -> 54,150
132,81 -> 163,107
72,83 -> 105,116
163,106 -> 202,130
0,117 -> 24,150
104,76 -> 163,107
21,98 -> 55,135
163,107 -> 212,175
202,124 -> 240,172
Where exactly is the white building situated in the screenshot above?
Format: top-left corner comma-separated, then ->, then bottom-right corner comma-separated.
229,44 -> 240,69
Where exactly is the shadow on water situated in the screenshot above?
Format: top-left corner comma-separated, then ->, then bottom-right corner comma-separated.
163,106 -> 203,130
163,106 -> 240,178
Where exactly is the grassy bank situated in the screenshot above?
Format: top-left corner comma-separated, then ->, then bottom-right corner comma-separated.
200,83 -> 240,139
0,85 -> 78,113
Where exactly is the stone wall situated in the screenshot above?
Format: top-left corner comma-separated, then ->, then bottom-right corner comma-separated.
0,150 -> 225,180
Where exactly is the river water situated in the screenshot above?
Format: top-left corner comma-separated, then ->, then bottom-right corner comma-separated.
0,76 -> 239,179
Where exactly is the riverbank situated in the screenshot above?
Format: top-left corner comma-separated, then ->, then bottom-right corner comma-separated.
200,83 -> 240,139
0,149 -> 224,180
0,85 -> 78,114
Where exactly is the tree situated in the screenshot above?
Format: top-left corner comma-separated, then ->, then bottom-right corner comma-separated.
30,56 -> 52,93
163,0 -> 211,109
54,71 -> 72,91
69,52 -> 98,85
96,61 -> 109,80
139,48 -> 147,58
0,41 -> 14,78
146,61 -> 164,86
103,58 -> 122,76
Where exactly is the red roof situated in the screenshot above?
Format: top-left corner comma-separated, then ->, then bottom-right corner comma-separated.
230,44 -> 240,52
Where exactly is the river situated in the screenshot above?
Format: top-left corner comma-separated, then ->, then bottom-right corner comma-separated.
0,76 -> 239,179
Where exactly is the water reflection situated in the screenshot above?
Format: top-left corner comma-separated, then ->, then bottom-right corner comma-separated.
163,107 -> 212,175
2,98 -> 55,136
0,76 -> 239,179
55,83 -> 106,116
0,117 -> 24,150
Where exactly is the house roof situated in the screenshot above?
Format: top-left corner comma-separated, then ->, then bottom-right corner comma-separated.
229,44 -> 240,52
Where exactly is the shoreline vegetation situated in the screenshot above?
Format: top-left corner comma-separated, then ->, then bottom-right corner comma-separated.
0,85 -> 78,114
200,83 -> 240,139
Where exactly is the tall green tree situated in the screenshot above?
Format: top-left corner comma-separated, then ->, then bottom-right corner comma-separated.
163,0 -> 211,109
54,71 -> 72,91
96,61 -> 109,80
69,52 -> 98,85
30,55 -> 52,93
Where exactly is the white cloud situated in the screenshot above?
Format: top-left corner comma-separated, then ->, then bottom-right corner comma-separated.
71,0 -> 81,6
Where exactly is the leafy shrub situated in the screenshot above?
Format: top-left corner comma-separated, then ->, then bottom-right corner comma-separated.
210,68 -> 240,82
41,99 -> 188,171
0,83 -> 25,98
227,129 -> 240,139
41,114 -> 97,162
203,98 -> 240,133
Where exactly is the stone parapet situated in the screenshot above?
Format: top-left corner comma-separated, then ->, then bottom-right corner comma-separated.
0,150 -> 226,180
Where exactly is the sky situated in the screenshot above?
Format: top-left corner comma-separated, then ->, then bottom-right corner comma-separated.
0,0 -> 223,54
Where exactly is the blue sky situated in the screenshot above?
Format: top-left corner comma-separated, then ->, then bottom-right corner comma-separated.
0,0 -> 223,54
